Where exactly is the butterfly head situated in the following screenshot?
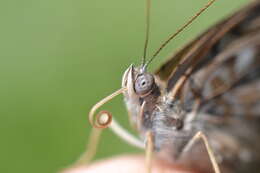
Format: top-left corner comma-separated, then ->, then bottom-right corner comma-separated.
122,64 -> 156,98
122,64 -> 161,130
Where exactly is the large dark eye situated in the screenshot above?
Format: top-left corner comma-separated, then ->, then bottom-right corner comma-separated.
134,73 -> 154,95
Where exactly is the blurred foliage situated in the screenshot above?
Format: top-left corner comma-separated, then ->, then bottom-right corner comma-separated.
0,0 -> 247,172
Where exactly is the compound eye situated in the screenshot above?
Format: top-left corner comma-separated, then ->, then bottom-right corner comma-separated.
134,73 -> 154,96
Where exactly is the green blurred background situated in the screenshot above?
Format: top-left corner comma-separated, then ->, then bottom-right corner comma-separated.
0,0 -> 248,172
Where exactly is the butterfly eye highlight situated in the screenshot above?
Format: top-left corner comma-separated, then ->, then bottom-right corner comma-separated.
134,73 -> 154,96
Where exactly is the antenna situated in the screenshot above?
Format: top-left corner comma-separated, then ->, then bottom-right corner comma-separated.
142,0 -> 151,66
145,0 -> 217,67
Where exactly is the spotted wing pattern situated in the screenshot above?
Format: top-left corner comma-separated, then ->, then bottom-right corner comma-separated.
154,1 -> 260,172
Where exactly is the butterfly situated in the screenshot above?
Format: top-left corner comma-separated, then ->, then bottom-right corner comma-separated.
75,0 -> 260,173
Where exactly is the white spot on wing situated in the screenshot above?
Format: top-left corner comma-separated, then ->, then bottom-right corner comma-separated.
235,47 -> 255,75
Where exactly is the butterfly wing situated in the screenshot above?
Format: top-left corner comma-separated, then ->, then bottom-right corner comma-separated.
154,1 -> 260,172
155,1 -> 260,117
155,1 -> 260,92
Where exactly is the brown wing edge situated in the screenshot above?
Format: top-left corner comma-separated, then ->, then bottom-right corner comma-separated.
154,1 -> 260,87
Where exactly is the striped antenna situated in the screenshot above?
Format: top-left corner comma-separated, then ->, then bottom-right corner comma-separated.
145,0 -> 217,67
142,0 -> 151,67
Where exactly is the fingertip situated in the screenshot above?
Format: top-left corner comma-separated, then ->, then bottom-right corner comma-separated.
63,155 -> 195,173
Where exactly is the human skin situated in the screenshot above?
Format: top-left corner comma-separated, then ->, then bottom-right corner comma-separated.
63,155 -> 195,173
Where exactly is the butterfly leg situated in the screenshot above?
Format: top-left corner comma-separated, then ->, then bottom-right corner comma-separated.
145,131 -> 154,173
73,128 -> 102,166
181,131 -> 221,173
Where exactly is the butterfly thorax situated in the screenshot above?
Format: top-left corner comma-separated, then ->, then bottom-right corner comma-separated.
122,65 -> 202,156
